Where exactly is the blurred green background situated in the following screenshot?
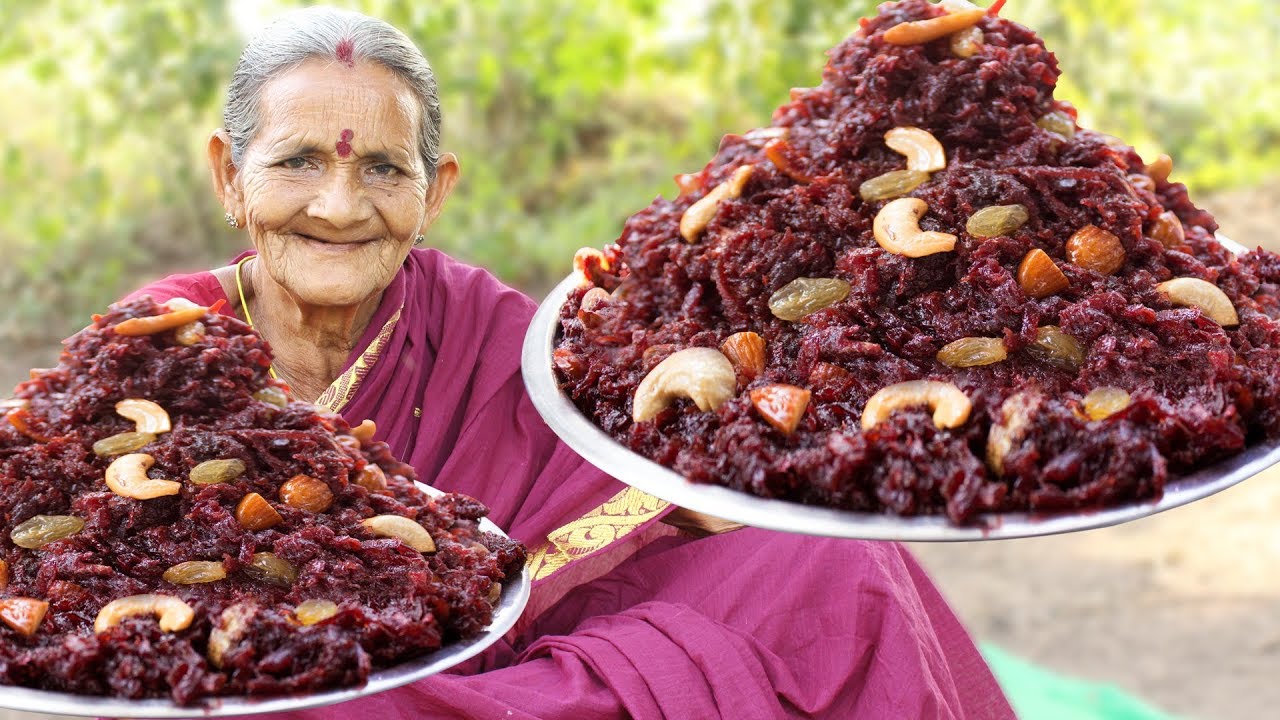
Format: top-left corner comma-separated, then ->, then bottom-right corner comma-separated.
0,0 -> 1277,347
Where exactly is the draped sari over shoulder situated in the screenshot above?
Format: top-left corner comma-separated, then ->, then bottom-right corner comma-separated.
128,248 -> 1013,720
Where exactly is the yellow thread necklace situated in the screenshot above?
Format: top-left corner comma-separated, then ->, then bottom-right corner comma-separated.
235,255 -> 280,380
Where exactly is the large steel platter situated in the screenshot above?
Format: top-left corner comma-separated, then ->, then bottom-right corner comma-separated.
522,236 -> 1278,541
0,484 -> 530,718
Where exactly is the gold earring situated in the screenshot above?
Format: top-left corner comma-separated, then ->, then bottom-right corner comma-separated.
224,212 -> 239,229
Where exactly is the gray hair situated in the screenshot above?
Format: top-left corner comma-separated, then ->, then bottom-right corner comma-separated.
223,7 -> 442,182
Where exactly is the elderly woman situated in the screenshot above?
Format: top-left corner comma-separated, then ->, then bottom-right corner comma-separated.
128,7 -> 1011,719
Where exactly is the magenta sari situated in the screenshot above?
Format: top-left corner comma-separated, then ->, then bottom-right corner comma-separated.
128,248 -> 1013,719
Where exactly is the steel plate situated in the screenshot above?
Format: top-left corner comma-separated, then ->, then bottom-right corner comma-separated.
521,235 -> 1280,541
0,484 -> 530,718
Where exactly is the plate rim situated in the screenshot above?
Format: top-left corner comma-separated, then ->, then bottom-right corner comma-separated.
0,484 -> 531,718
520,235 -> 1280,542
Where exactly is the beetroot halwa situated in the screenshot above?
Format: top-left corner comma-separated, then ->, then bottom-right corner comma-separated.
0,298 -> 524,704
553,0 -> 1280,524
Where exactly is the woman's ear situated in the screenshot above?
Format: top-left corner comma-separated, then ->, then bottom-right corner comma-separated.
419,152 -> 460,235
208,129 -> 245,224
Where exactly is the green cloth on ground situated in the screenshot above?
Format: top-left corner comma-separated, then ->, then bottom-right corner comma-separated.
981,644 -> 1186,720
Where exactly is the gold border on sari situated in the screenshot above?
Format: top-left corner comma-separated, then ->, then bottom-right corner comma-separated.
315,308 -> 403,414
526,486 -> 671,582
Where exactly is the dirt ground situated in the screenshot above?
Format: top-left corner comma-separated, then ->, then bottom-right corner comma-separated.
1,182 -> 1277,720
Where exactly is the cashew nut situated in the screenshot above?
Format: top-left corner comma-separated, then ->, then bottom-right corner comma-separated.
207,602 -> 256,668
873,198 -> 957,257
115,399 -> 171,434
105,453 -> 181,500
1156,278 -> 1239,327
885,127 -> 946,173
883,7 -> 985,45
94,594 -> 194,634
680,165 -> 754,243
162,297 -> 200,310
573,247 -> 612,281
361,515 -> 436,552
632,347 -> 737,422
861,380 -> 972,431
746,126 -> 791,145
986,391 -> 1041,475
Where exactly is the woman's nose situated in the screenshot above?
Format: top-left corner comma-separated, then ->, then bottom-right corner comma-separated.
307,170 -> 373,228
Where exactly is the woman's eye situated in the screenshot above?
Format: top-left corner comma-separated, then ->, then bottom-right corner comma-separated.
369,164 -> 399,177
281,157 -> 312,170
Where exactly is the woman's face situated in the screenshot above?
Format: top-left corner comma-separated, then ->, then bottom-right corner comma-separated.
219,59 -> 448,308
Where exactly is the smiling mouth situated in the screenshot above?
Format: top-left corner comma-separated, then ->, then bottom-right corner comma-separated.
295,233 -> 376,249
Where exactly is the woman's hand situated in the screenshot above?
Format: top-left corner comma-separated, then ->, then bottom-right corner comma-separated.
662,506 -> 745,538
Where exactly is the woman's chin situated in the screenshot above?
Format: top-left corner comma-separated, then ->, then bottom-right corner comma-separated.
277,277 -> 381,308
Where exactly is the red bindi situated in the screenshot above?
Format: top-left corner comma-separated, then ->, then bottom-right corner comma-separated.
336,129 -> 354,158
335,38 -> 355,67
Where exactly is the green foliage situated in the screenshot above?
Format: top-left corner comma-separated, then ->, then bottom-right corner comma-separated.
0,0 -> 1276,347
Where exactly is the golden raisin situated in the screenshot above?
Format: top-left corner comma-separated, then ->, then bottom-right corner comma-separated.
1027,326 -> 1086,372
858,170 -> 930,202
936,337 -> 1008,368
1082,387 -> 1131,421
162,560 -> 227,585
768,278 -> 851,322
966,204 -> 1029,238
245,552 -> 298,587
92,431 -> 156,457
252,386 -> 289,408
190,458 -> 247,485
1036,111 -> 1076,138
294,599 -> 339,626
11,515 -> 85,549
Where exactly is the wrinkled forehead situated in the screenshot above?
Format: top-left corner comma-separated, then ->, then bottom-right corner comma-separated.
250,58 -> 422,159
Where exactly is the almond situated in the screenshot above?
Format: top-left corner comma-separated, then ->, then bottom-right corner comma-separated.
0,559 -> 8,589
1151,211 -> 1185,249
355,464 -> 388,493
0,597 -> 49,637
764,139 -> 816,184
280,474 -> 334,513
719,332 -> 766,381
552,348 -> 587,380
750,384 -> 811,435
1066,225 -> 1126,276
236,492 -> 283,531
1018,249 -> 1070,298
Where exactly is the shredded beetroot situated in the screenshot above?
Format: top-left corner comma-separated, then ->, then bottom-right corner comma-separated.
0,298 -> 524,704
553,0 -> 1280,525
